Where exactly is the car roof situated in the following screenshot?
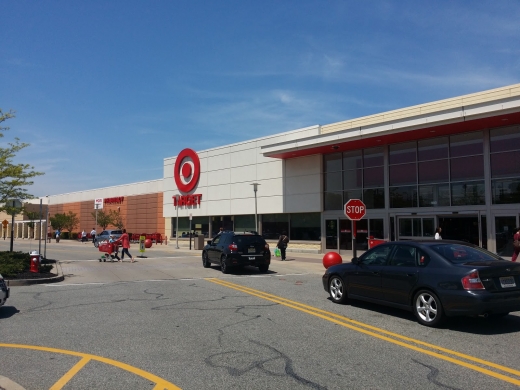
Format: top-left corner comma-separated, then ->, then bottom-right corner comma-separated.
381,240 -> 477,247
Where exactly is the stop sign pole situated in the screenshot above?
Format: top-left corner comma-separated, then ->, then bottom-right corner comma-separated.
344,199 -> 366,259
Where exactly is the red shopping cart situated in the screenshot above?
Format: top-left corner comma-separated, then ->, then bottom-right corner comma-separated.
98,242 -> 120,262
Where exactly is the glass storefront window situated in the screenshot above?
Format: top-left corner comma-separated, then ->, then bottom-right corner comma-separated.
418,160 -> 449,183
364,166 -> 384,187
343,169 -> 362,189
495,216 -> 516,257
326,219 -> 338,250
450,155 -> 484,181
343,150 -> 363,169
389,142 -> 417,164
450,131 -> 483,157
399,218 -> 412,236
234,215 -> 255,233
290,212 -> 321,241
370,219 -> 384,239
418,184 -> 450,207
418,137 -> 449,161
492,178 -> 520,204
422,218 -> 434,237
262,214 -> 289,240
451,181 -> 485,205
413,219 -> 422,236
363,147 -> 384,167
389,163 -> 417,186
343,189 -> 363,203
324,153 -> 342,172
324,171 -> 342,191
490,151 -> 520,178
363,188 -> 385,209
490,126 -> 520,153
390,186 -> 418,208
324,192 -> 343,210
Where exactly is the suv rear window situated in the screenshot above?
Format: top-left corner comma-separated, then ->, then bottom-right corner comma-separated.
233,235 -> 265,246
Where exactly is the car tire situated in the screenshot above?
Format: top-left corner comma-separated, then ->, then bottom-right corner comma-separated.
258,265 -> 269,273
329,275 -> 348,304
202,252 -> 211,268
220,256 -> 230,274
413,290 -> 444,327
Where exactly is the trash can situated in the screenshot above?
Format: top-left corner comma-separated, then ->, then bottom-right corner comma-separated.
194,235 -> 205,250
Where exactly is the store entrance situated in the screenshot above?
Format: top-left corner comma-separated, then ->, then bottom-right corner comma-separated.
438,216 -> 479,245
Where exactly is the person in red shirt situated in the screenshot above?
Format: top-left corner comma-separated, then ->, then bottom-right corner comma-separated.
115,229 -> 134,263
512,227 -> 520,262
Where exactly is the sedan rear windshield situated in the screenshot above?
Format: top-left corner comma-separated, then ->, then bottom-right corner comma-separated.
430,244 -> 503,264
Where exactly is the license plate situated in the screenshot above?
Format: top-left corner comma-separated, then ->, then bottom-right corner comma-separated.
248,248 -> 256,254
248,257 -> 255,260
500,276 -> 516,288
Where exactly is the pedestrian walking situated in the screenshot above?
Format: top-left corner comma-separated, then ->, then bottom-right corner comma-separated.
90,228 -> 96,243
114,229 -> 134,263
435,227 -> 442,240
277,231 -> 289,261
81,230 -> 87,243
55,229 -> 61,243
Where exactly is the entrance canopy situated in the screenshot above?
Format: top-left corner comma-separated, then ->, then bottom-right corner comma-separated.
262,84 -> 520,159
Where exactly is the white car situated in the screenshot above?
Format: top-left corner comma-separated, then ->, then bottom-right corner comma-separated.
0,274 -> 9,306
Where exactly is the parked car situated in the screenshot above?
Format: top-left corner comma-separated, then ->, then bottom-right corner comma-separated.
93,230 -> 123,247
202,231 -> 271,274
0,273 -> 9,307
322,240 -> 520,327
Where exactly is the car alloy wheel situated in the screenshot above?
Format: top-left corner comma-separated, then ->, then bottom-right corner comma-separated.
414,290 -> 444,327
220,256 -> 229,274
202,252 -> 211,268
329,276 -> 348,304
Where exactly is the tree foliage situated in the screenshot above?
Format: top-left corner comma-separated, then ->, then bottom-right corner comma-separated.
62,211 -> 79,234
109,210 -> 125,229
91,210 -> 112,230
0,109 -> 44,212
49,213 -> 68,231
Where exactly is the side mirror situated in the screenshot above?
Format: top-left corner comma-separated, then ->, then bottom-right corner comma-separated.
351,257 -> 360,265
207,240 -> 212,245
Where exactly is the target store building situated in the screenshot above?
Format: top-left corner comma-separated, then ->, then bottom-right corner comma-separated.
43,83 -> 520,256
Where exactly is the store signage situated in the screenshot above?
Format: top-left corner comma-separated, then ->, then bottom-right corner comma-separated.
104,197 -> 124,205
174,148 -> 201,193
173,194 -> 202,207
94,198 -> 103,209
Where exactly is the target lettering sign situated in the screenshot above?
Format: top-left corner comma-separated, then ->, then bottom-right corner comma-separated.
344,199 -> 366,221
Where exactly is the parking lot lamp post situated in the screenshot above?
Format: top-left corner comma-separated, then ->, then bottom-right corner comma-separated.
175,195 -> 180,249
251,183 -> 260,233
44,195 -> 49,259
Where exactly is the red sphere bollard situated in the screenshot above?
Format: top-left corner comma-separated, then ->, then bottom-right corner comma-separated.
322,252 -> 342,269
144,238 -> 153,248
29,251 -> 40,273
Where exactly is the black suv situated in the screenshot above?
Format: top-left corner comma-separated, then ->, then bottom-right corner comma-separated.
202,231 -> 271,274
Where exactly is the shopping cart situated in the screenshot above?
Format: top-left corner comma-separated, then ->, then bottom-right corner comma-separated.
98,242 -> 120,262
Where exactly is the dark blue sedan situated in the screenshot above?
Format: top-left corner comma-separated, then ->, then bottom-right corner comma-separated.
322,240 -> 520,327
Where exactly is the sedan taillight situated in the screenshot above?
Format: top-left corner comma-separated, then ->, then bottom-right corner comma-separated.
461,271 -> 485,290
265,243 -> 269,250
228,243 -> 238,252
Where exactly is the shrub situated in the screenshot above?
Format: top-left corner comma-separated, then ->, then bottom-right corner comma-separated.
0,251 -> 30,277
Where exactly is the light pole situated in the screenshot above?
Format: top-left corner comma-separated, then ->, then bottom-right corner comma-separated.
251,183 -> 260,233
44,195 -> 49,259
175,195 -> 180,249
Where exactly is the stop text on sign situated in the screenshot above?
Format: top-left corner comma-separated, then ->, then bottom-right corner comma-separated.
104,197 -> 124,205
173,194 -> 202,207
344,199 -> 366,221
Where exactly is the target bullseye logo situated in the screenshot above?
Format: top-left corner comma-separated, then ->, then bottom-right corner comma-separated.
174,148 -> 200,193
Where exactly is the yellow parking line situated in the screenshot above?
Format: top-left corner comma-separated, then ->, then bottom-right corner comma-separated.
50,356 -> 90,390
0,343 -> 181,389
208,278 -> 520,386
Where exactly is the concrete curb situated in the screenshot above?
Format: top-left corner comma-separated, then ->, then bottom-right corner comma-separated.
6,261 -> 65,286
0,375 -> 25,390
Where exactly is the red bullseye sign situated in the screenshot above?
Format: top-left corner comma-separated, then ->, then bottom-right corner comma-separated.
174,148 -> 200,193
344,199 -> 366,221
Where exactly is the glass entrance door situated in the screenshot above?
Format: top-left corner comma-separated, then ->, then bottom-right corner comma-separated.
438,216 -> 479,245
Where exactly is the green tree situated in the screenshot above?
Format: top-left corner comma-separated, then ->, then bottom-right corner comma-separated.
63,211 -> 79,236
0,109 -> 44,211
26,211 -> 40,238
91,210 -> 112,230
109,210 -> 124,229
49,213 -> 67,232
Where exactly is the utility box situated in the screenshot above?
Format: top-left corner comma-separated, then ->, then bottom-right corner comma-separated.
194,235 -> 205,250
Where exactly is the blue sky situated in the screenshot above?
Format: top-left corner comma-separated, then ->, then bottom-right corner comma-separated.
1,1 -> 519,198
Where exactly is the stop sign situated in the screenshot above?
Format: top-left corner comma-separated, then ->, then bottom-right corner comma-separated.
344,199 -> 366,221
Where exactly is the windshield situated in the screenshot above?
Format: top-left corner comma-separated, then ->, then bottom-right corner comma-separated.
430,243 -> 503,263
